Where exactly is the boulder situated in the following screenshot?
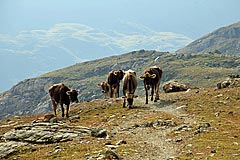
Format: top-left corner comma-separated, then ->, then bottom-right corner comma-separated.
217,75 -> 240,89
163,80 -> 189,93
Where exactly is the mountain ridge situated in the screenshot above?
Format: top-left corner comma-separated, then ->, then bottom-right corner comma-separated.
176,21 -> 240,55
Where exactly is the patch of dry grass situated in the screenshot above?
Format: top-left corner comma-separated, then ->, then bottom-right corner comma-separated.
176,87 -> 240,159
1,86 -> 239,159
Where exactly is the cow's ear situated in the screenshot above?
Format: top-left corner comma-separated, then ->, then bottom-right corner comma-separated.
97,83 -> 101,87
66,91 -> 71,96
139,75 -> 145,80
151,74 -> 156,79
134,95 -> 138,98
122,96 -> 126,98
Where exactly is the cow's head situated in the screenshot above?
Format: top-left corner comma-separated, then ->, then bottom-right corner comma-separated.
97,82 -> 109,93
140,72 -> 156,90
66,90 -> 79,103
113,69 -> 124,80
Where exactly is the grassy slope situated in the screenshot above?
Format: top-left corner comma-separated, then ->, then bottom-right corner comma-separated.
175,87 -> 240,159
176,22 -> 240,56
1,85 -> 239,159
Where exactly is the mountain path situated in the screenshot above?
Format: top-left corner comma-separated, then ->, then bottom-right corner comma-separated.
111,95 -> 193,160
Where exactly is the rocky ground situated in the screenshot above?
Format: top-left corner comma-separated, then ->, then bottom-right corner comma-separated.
0,85 -> 239,159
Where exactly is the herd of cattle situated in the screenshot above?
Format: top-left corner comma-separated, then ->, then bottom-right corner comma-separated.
49,66 -> 162,118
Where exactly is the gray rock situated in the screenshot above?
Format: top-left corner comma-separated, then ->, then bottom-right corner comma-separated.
91,128 -> 107,138
3,122 -> 107,144
0,141 -> 29,159
104,150 -> 121,160
217,77 -> 240,89
163,80 -> 190,93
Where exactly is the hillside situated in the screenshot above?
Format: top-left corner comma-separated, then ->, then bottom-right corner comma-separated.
0,50 -> 240,119
0,85 -> 239,159
176,21 -> 240,56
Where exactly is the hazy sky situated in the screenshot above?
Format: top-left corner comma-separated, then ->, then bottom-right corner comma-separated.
1,0 -> 239,39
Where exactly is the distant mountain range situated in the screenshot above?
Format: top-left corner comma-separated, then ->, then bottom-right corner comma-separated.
177,21 -> 240,55
0,23 -> 192,92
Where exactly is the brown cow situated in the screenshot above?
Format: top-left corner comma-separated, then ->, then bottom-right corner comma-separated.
107,69 -> 124,98
97,81 -> 110,98
122,69 -> 138,108
49,83 -> 79,118
140,66 -> 162,104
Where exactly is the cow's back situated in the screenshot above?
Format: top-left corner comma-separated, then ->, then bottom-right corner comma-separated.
107,70 -> 124,86
107,71 -> 117,85
122,71 -> 137,93
151,66 -> 162,79
49,83 -> 70,103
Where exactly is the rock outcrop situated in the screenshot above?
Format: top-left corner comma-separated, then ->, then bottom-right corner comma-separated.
217,74 -> 240,89
163,80 -> 190,93
0,121 -> 107,159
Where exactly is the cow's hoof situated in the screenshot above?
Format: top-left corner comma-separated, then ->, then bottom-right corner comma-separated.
145,102 -> 148,104
128,105 -> 133,109
154,99 -> 158,102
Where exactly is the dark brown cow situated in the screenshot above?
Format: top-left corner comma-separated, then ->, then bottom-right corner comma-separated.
140,66 -> 162,104
49,83 -> 79,118
97,81 -> 110,98
122,69 -> 138,108
107,69 -> 124,98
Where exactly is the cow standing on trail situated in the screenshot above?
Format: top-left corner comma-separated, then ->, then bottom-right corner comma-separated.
122,69 -> 138,108
107,69 -> 124,98
140,66 -> 162,104
49,83 -> 79,118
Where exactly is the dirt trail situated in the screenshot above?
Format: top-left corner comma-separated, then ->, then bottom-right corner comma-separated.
114,95 -> 192,160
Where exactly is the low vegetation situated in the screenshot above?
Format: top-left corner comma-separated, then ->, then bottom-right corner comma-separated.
1,83 -> 239,159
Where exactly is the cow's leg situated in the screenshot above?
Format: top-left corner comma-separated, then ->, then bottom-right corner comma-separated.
123,98 -> 126,108
109,85 -> 113,98
66,104 -> 70,118
51,99 -> 57,116
151,86 -> 154,101
145,87 -> 148,104
60,102 -> 65,117
122,90 -> 126,107
155,82 -> 160,102
116,84 -> 119,98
